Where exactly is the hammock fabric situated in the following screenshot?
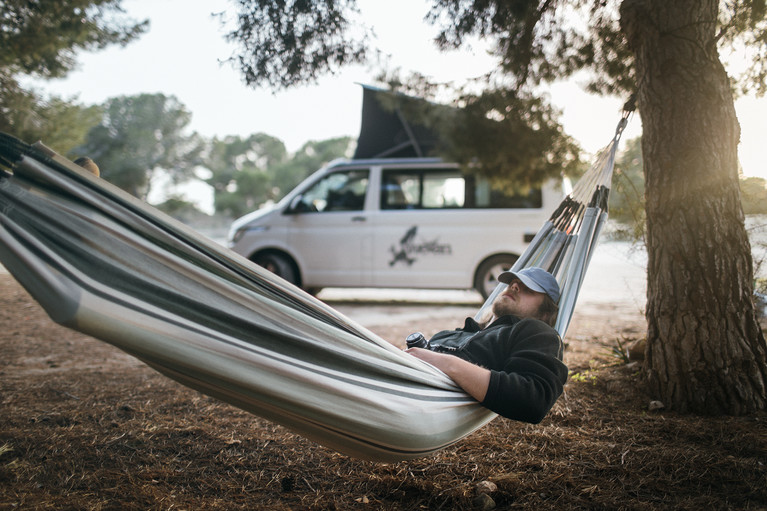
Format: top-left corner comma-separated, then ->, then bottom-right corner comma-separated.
0,111 -> 629,462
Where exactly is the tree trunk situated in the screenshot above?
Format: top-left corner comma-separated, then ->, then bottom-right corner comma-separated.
619,0 -> 767,414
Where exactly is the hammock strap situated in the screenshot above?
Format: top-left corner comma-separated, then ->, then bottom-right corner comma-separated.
474,103 -> 634,334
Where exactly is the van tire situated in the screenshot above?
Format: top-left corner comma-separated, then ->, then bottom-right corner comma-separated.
474,255 -> 518,300
252,252 -> 299,286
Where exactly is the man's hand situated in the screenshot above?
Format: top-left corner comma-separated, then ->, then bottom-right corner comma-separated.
406,347 -> 491,402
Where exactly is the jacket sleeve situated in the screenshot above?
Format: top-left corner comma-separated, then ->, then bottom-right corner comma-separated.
480,321 -> 568,423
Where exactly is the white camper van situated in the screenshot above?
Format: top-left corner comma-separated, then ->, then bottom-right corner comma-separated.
228,157 -> 568,298
228,85 -> 569,298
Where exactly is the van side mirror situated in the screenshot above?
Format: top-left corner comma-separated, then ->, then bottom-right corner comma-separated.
287,194 -> 308,214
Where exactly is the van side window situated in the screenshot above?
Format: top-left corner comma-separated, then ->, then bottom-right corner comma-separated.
469,178 -> 543,209
382,169 -> 465,210
382,172 -> 417,209
295,170 -> 369,212
381,168 -> 542,209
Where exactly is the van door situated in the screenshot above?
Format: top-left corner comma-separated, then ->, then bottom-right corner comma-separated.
372,167 -> 545,290
372,168 -> 471,288
286,169 -> 373,287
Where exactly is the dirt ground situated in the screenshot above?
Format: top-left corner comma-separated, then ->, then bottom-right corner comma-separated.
1,272 -> 766,510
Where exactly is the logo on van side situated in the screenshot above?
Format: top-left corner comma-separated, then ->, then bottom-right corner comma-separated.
389,226 -> 453,266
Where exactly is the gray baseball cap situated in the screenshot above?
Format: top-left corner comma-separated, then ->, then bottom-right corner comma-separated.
498,267 -> 560,303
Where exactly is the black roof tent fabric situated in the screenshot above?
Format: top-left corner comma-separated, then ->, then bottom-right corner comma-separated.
352,85 -> 443,159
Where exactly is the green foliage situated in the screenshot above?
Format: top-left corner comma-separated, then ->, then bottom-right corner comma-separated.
442,89 -> 583,188
740,177 -> 767,214
204,134 -> 353,218
608,136 -> 645,242
204,133 -> 288,218
717,1 -> 767,96
219,0 -> 367,89
427,0 -> 636,94
223,2 -> 587,188
220,1 -> 766,190
568,370 -> 597,385
426,0 -> 766,97
608,137 -> 767,242
277,137 -> 355,194
376,74 -> 583,189
601,338 -> 631,365
0,0 -> 147,147
77,94 -> 204,200
0,0 -> 147,80
0,75 -> 102,152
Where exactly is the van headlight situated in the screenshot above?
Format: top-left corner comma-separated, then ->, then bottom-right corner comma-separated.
229,225 -> 268,244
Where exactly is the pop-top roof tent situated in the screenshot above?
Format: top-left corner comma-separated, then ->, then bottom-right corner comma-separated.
352,84 -> 444,159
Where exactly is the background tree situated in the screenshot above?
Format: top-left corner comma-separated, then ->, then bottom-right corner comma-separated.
740,177 -> 767,215
270,136 -> 354,196
374,77 -> 583,189
219,0 -> 367,90
204,133 -> 288,218
442,89 -> 582,190
205,134 -> 353,218
608,136 -> 645,242
0,0 -> 147,147
610,138 -> 767,240
77,93 -> 203,200
0,85 -> 103,152
221,0 -> 767,414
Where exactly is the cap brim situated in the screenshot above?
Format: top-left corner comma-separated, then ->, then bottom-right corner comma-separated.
497,271 -> 515,284
498,271 -> 547,294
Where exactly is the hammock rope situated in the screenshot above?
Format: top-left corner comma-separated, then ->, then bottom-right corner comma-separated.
474,106 -> 632,334
0,107 -> 630,461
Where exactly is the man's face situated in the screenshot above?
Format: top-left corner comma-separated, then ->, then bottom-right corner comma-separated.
492,278 -> 546,319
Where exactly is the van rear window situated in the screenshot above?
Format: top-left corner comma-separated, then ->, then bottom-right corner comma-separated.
381,168 -> 542,210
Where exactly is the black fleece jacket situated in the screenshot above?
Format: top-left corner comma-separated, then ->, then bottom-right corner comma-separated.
428,315 -> 568,423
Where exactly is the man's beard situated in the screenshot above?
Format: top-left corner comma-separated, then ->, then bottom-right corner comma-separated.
492,295 -> 515,318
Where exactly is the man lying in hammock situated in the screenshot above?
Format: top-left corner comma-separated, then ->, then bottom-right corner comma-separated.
406,267 -> 567,424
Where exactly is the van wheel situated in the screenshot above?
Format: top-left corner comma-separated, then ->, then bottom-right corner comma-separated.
252,252 -> 298,286
474,255 -> 518,300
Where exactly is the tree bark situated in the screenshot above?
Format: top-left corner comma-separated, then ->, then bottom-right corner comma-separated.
619,0 -> 767,413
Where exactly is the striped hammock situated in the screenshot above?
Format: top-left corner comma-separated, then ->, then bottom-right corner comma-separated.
0,112 -> 629,461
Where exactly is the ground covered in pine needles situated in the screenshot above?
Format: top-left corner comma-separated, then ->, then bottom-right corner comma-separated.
1,273 -> 765,510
